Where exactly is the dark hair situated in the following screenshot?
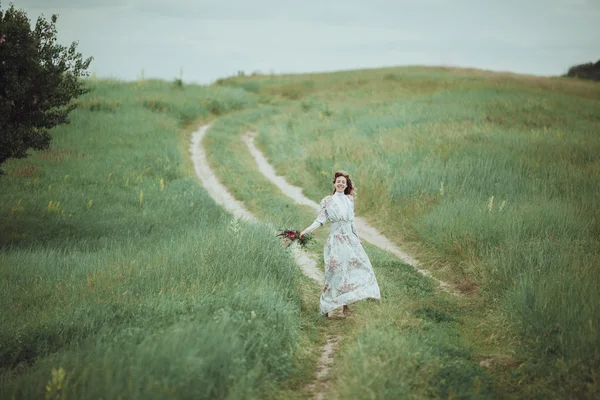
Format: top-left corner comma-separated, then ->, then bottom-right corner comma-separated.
332,170 -> 355,196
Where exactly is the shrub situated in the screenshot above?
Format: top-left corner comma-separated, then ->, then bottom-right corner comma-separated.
565,59 -> 600,81
0,3 -> 93,172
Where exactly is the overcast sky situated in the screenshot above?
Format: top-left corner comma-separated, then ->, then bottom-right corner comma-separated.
11,0 -> 600,84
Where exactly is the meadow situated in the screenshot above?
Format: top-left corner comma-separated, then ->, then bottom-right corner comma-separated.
210,67 -> 600,397
0,79 -> 310,399
1,66 -> 599,399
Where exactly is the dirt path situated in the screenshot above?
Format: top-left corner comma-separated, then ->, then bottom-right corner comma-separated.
191,126 -> 256,222
241,131 -> 454,292
191,125 -> 337,398
191,125 -> 322,282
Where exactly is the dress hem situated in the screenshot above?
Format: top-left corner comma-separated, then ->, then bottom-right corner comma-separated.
319,286 -> 381,315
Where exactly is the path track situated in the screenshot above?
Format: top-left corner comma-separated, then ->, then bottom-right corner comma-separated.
241,131 -> 454,292
191,123 -> 458,399
191,125 -> 336,399
191,125 -> 322,282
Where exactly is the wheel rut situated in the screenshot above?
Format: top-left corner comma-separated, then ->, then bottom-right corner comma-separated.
191,125 -> 332,399
241,131 -> 456,294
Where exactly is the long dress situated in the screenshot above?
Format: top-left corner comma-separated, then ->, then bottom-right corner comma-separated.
304,191 -> 381,315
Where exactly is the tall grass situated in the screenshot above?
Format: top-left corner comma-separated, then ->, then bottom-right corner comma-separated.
0,79 -> 305,399
237,68 -> 600,393
327,247 -> 503,399
202,109 -> 506,398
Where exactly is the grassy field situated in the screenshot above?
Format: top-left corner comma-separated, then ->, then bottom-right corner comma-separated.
1,66 -> 599,399
209,67 -> 600,397
203,110 -> 504,398
0,79 -> 313,399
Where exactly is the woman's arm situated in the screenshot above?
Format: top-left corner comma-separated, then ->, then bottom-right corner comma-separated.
300,197 -> 328,237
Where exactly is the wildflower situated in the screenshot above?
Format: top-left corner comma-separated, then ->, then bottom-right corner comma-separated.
11,200 -> 24,215
11,232 -> 27,240
499,200 -> 506,212
45,367 -> 66,399
87,200 -> 93,209
47,201 -> 61,214
160,178 -> 165,191
228,216 -> 241,239
487,196 -> 494,213
276,229 -> 313,249
439,181 -> 444,196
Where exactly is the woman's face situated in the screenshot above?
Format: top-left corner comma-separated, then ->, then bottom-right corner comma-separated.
334,176 -> 347,192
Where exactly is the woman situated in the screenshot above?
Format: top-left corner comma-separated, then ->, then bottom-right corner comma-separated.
300,170 -> 381,318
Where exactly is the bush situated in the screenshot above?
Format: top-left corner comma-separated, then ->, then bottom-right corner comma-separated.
565,59 -> 600,81
78,96 -> 120,112
0,3 -> 92,172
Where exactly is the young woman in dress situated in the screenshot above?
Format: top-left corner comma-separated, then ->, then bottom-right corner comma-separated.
300,171 -> 381,318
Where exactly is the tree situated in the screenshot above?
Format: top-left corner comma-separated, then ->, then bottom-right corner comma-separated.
0,2 -> 93,172
565,59 -> 600,82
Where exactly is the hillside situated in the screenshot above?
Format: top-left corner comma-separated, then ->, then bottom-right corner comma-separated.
1,67 -> 599,399
208,66 -> 600,397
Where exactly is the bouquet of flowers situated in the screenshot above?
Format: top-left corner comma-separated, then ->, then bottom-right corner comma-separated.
276,229 -> 313,249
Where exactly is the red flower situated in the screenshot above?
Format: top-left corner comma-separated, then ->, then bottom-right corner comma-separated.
276,229 -> 313,249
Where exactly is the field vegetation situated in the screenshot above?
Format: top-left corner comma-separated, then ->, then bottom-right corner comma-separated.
0,79 -> 313,399
2,66 -> 599,399
210,66 -> 600,398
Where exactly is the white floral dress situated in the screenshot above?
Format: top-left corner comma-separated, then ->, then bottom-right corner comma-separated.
305,191 -> 381,315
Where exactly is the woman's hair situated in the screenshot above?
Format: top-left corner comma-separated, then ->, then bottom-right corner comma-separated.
332,170 -> 355,196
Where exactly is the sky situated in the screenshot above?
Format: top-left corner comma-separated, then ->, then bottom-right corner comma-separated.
10,0 -> 600,84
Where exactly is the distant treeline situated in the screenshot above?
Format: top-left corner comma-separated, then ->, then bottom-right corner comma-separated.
565,59 -> 600,81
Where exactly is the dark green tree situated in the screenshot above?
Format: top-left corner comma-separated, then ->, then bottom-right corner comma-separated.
0,2 -> 92,172
565,59 -> 600,81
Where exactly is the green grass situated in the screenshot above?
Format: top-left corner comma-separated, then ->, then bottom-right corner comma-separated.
200,110 -> 332,399
2,65 -> 599,399
326,246 -> 504,399
203,103 -> 506,398
208,67 -> 600,397
0,79 -> 310,399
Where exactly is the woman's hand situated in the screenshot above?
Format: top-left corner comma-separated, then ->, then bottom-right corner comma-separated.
299,230 -> 306,238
